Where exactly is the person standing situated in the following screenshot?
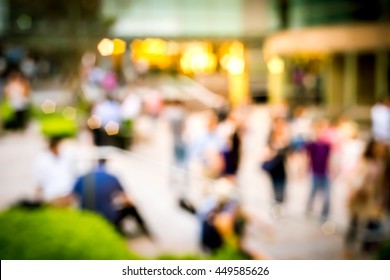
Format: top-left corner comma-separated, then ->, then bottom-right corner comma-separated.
371,97 -> 390,145
345,140 -> 387,255
305,119 -> 332,221
164,100 -> 188,170
193,111 -> 225,180
91,95 -> 123,147
261,117 -> 290,204
3,72 -> 30,130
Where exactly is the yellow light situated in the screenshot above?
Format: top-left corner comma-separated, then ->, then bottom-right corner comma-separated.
267,56 -> 285,75
145,38 -> 167,54
112,38 -> 126,55
97,38 -> 114,56
104,121 -> 119,135
180,42 -> 217,74
166,41 -> 179,55
191,52 -> 209,73
221,54 -> 245,75
228,41 -> 244,56
62,106 -> 77,121
41,99 -> 56,114
87,115 -> 101,129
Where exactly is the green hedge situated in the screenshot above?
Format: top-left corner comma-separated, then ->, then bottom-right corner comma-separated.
0,207 -> 252,260
158,245 -> 251,260
377,240 -> 390,260
0,207 -> 139,260
40,113 -> 77,138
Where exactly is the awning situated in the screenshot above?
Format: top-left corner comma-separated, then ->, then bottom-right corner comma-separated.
263,23 -> 390,59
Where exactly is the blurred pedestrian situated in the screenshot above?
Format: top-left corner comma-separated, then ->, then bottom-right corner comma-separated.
261,117 -> 290,204
218,111 -> 242,182
289,106 -> 311,178
120,90 -> 142,148
305,119 -> 332,221
371,96 -> 390,145
90,94 -> 123,147
163,100 -> 191,208
193,111 -> 225,180
3,71 -> 30,130
144,89 -> 163,120
164,100 -> 188,170
34,137 -> 76,206
198,178 -> 244,253
337,121 -> 365,180
345,140 -> 388,255
72,158 -> 150,236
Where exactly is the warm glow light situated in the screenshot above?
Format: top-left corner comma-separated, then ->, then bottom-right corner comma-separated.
104,121 -> 120,135
62,106 -> 77,121
267,56 -> 285,74
228,41 -> 244,56
221,54 -> 245,75
180,42 -> 217,74
87,115 -> 101,129
166,41 -> 179,55
41,100 -> 56,114
130,38 -> 174,69
97,38 -> 114,56
219,41 -> 246,76
112,38 -> 126,55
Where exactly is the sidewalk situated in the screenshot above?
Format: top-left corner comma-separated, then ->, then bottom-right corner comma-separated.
0,105 -> 347,259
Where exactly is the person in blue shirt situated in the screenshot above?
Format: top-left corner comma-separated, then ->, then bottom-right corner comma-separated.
72,158 -> 149,236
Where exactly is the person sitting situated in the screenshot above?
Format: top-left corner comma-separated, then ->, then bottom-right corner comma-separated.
71,158 -> 150,237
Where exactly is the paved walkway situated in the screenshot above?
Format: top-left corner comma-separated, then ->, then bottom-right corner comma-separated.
0,103 -> 347,259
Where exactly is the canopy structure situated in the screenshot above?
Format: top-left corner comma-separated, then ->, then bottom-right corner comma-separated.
263,23 -> 390,59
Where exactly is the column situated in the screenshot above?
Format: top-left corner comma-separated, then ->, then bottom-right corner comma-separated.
343,53 -> 357,109
375,51 -> 389,100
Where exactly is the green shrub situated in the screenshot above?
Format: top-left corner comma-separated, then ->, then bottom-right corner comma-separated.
377,240 -> 390,260
0,207 -> 139,260
157,254 -> 204,260
40,113 -> 77,138
157,245 -> 251,260
211,244 -> 251,260
0,100 -> 15,122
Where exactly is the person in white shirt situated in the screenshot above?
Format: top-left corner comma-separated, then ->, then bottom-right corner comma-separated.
371,97 -> 390,144
93,96 -> 122,126
34,137 -> 75,205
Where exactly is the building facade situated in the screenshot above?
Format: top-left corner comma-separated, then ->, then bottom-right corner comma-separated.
264,0 -> 390,117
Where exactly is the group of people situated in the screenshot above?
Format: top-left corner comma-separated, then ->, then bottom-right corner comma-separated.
162,105 -> 255,255
84,85 -> 163,149
17,65 -> 390,258
261,100 -> 390,257
33,137 -> 150,237
262,113 -> 333,220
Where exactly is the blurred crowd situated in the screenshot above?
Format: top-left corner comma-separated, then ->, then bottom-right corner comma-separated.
1,51 -> 390,260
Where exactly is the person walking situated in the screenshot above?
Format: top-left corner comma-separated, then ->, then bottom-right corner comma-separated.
305,119 -> 332,221
261,117 -> 290,204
